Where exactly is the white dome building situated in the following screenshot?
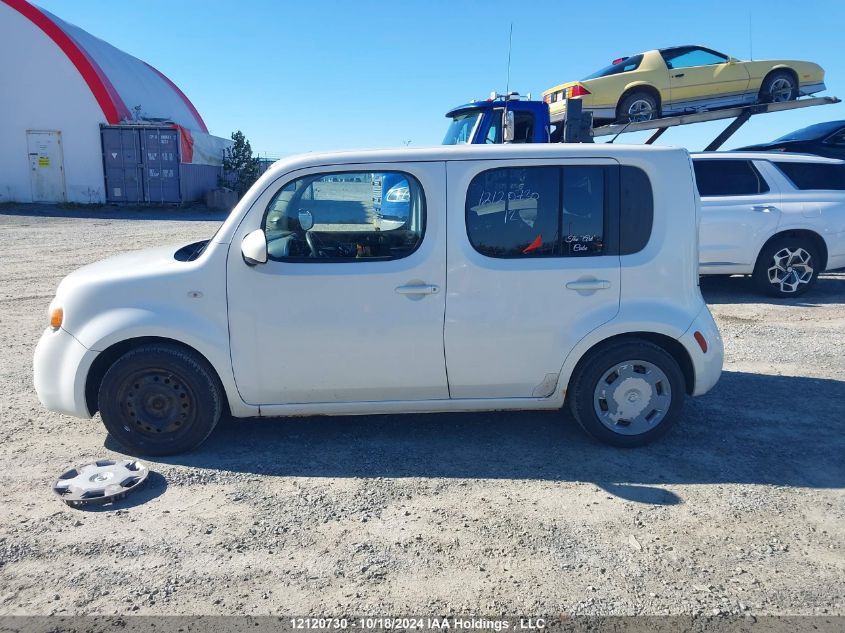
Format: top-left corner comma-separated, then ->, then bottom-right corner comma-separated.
0,0 -> 230,203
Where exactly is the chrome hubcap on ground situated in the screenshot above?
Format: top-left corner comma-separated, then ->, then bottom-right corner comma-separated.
627,99 -> 655,122
120,369 -> 195,437
593,360 -> 671,435
769,78 -> 794,102
768,247 -> 813,293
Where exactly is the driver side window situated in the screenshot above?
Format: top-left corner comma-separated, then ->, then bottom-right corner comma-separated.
263,171 -> 425,262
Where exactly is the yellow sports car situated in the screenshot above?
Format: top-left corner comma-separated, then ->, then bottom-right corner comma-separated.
543,45 -> 826,124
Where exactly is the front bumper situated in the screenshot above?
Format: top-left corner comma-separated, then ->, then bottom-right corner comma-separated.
679,305 -> 724,397
33,327 -> 98,419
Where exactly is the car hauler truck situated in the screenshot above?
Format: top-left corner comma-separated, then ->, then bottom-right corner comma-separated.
443,92 -> 840,149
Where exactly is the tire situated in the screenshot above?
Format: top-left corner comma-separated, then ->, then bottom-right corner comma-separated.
752,236 -> 820,297
759,70 -> 798,103
616,90 -> 659,123
98,343 -> 223,456
568,338 -> 686,447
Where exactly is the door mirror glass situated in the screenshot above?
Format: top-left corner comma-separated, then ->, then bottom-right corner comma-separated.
241,229 -> 268,265
503,110 -> 515,143
297,209 -> 314,231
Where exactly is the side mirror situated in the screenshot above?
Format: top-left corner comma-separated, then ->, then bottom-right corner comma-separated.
727,57 -> 738,65
241,229 -> 267,266
298,209 -> 314,231
503,110 -> 515,143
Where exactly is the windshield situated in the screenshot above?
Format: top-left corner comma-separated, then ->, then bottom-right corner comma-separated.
443,111 -> 483,145
774,121 -> 845,142
581,54 -> 643,81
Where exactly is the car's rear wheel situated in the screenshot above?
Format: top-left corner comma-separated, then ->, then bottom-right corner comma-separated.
759,71 -> 798,103
752,236 -> 820,297
568,339 -> 685,447
98,343 -> 223,456
616,91 -> 659,123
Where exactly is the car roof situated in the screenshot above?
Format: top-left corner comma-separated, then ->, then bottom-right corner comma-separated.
266,144 -> 690,176
691,151 -> 845,164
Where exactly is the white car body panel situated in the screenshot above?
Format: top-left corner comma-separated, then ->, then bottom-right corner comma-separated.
695,152 -> 845,276
34,144 -> 722,425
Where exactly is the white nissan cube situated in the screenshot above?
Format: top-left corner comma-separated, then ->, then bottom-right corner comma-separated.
34,145 -> 723,455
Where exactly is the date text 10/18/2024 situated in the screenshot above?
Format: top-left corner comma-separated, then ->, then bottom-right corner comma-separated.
290,618 -> 548,631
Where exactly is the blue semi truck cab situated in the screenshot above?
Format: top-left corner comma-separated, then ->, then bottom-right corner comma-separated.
442,92 -> 560,144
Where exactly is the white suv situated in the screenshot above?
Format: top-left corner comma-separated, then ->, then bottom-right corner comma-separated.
34,145 -> 722,454
692,152 -> 845,296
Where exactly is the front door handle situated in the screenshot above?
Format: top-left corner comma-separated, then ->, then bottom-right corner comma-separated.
672,73 -> 685,78
395,284 -> 440,295
752,205 -> 778,213
566,279 -> 611,291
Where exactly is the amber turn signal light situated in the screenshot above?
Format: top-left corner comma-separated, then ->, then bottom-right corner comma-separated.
50,307 -> 63,330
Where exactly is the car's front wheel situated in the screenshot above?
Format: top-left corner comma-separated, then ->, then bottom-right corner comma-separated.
98,343 -> 223,456
759,71 -> 798,103
568,339 -> 686,447
752,237 -> 820,297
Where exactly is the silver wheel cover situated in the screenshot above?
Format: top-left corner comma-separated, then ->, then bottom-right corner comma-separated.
593,360 -> 672,435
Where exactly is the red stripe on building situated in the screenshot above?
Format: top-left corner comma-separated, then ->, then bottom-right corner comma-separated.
144,62 -> 209,133
2,0 -> 130,124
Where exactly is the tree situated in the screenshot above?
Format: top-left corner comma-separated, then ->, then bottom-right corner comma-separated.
222,130 -> 260,196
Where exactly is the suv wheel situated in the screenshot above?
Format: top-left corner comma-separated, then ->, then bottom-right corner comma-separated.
568,339 -> 685,447
98,343 -> 223,456
752,237 -> 820,297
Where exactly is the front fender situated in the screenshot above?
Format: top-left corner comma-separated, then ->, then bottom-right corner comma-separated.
73,305 -> 255,418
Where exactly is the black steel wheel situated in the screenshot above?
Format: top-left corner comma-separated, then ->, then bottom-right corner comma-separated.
98,343 -> 222,456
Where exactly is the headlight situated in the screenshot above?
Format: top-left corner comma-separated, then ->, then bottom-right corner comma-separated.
385,185 -> 410,203
49,304 -> 63,330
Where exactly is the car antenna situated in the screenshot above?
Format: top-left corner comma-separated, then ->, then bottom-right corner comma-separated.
503,22 -> 513,143
748,11 -> 754,60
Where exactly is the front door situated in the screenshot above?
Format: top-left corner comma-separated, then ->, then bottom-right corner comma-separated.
445,160 -> 621,399
663,48 -> 750,112
226,162 -> 448,405
27,130 -> 65,203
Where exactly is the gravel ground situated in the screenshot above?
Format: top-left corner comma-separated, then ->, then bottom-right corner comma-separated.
0,205 -> 843,617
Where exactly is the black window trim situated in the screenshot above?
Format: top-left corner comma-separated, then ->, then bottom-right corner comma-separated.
693,158 -> 771,197
261,168 -> 427,264
464,164 -> 621,260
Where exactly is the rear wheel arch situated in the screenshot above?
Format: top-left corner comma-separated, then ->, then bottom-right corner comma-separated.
85,336 -> 230,417
757,229 -> 828,270
566,332 -> 695,399
616,85 -> 662,116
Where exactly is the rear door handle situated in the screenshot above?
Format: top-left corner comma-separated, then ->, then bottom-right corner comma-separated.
752,205 -> 778,212
566,279 -> 611,291
395,284 -> 440,295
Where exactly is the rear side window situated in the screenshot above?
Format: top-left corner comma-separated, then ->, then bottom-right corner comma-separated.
466,167 -> 562,257
693,160 -> 770,196
774,161 -> 845,190
466,165 -> 652,258
620,166 -> 654,255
